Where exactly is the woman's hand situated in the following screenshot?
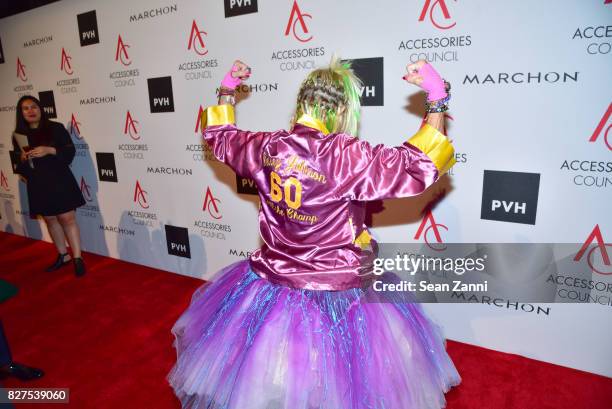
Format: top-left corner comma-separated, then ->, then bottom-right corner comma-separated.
404,60 -> 450,136
403,60 -> 428,87
218,60 -> 251,105
403,60 -> 447,102
27,146 -> 56,158
20,151 -> 28,162
230,60 -> 250,81
221,60 -> 251,90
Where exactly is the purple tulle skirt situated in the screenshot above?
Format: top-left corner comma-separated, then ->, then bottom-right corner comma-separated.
168,260 -> 460,409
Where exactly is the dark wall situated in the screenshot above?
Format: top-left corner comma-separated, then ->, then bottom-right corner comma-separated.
0,0 -> 60,19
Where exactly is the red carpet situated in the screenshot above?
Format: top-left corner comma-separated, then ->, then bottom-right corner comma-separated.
0,231 -> 610,408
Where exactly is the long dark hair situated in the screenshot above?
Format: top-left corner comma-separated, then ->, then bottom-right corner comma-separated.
15,95 -> 51,134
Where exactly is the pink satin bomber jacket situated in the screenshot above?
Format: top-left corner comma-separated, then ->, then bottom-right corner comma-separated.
202,105 -> 456,291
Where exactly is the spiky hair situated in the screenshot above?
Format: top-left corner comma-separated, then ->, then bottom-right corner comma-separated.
292,56 -> 362,136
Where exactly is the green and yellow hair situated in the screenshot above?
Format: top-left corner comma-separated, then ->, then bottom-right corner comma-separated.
292,56 -> 362,136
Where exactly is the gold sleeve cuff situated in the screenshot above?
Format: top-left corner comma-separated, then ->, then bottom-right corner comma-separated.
354,230 -> 372,250
202,104 -> 235,128
407,123 -> 456,175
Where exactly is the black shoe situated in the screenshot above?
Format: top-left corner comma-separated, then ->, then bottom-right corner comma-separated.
45,253 -> 70,272
0,362 -> 44,381
74,257 -> 86,277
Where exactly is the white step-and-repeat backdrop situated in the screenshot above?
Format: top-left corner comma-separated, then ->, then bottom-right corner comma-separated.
0,0 -> 610,377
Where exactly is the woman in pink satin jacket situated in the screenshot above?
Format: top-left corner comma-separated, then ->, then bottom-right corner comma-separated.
202,58 -> 455,291
168,58 -> 460,409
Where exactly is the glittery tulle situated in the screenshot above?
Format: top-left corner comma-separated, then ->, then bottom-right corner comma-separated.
168,260 -> 460,409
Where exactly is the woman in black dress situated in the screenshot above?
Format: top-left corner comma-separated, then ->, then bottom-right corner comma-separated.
12,96 -> 86,276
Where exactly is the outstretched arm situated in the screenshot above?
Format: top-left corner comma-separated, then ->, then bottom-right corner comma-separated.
404,60 -> 450,135
216,60 -> 250,106
202,60 -> 269,179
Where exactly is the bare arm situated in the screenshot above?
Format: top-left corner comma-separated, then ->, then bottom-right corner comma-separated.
218,92 -> 234,106
201,60 -> 269,179
404,60 -> 449,138
217,60 -> 250,106
425,112 -> 445,134
402,60 -> 455,175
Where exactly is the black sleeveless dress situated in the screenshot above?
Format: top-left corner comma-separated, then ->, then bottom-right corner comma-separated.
12,121 -> 85,216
